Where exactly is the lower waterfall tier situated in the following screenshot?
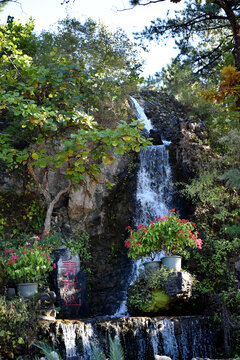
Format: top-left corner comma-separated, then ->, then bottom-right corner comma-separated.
45,316 -> 217,360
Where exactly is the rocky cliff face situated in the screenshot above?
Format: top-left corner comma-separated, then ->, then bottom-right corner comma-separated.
137,89 -> 210,177
54,152 -> 138,316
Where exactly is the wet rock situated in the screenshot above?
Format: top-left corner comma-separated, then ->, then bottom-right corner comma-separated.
164,271 -> 193,300
155,356 -> 172,360
149,129 -> 163,145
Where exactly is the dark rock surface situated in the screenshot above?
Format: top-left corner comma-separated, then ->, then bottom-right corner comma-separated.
164,270 -> 193,300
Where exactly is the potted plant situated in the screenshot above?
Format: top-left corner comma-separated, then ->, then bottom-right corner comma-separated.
125,209 -> 203,271
0,239 -> 56,298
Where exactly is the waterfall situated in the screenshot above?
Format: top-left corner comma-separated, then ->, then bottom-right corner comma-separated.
114,97 -> 173,317
136,143 -> 172,225
60,323 -> 77,359
129,96 -> 153,133
52,317 -> 216,360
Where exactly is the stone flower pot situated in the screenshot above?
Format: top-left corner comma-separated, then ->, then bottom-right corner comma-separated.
143,261 -> 161,272
16,283 -> 38,298
161,255 -> 182,271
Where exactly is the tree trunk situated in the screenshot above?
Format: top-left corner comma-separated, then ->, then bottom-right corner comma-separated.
215,0 -> 240,70
28,165 -> 72,233
43,182 -> 72,233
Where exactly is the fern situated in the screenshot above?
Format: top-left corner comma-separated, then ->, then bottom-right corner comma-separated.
91,336 -> 124,360
34,342 -> 63,360
109,336 -> 124,360
91,345 -> 106,360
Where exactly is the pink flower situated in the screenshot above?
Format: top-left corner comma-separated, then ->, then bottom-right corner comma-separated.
125,226 -> 131,230
137,224 -> 144,229
12,256 -> 17,260
195,238 -> 203,249
125,240 -> 131,248
53,263 -> 56,269
36,236 -> 40,241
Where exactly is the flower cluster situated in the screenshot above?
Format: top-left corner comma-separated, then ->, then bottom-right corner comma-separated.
0,239 -> 56,283
125,209 -> 203,260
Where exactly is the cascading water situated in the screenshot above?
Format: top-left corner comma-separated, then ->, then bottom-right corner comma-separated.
114,97 -> 173,317
59,323 -> 78,359
129,96 -> 172,224
136,142 -> 172,225
52,316 -> 216,360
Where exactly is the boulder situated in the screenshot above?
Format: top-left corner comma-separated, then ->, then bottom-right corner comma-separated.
127,268 -> 194,315
149,129 -> 163,145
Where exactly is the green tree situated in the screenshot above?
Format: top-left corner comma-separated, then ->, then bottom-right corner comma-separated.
35,18 -> 143,127
0,19 -> 151,233
131,0 -> 240,70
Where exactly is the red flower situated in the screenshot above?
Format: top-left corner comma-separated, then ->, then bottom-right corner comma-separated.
125,240 -> 131,248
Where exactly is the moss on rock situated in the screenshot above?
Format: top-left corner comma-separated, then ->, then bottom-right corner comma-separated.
126,267 -> 173,315
144,290 -> 171,312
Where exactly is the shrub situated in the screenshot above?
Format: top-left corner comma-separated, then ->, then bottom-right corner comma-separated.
0,295 -> 38,359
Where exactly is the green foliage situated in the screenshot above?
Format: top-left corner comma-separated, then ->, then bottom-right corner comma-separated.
0,18 -> 151,232
36,17 -> 142,125
109,336 -> 124,360
186,236 -> 240,294
137,0 -> 236,75
0,240 -> 55,283
0,296 -> 38,359
65,231 -> 93,274
126,267 -> 173,313
0,192 -> 45,239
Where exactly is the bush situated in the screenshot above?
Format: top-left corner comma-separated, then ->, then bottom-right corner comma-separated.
0,295 -> 39,359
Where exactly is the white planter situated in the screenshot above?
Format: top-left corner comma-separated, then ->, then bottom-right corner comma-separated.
161,255 -> 182,271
